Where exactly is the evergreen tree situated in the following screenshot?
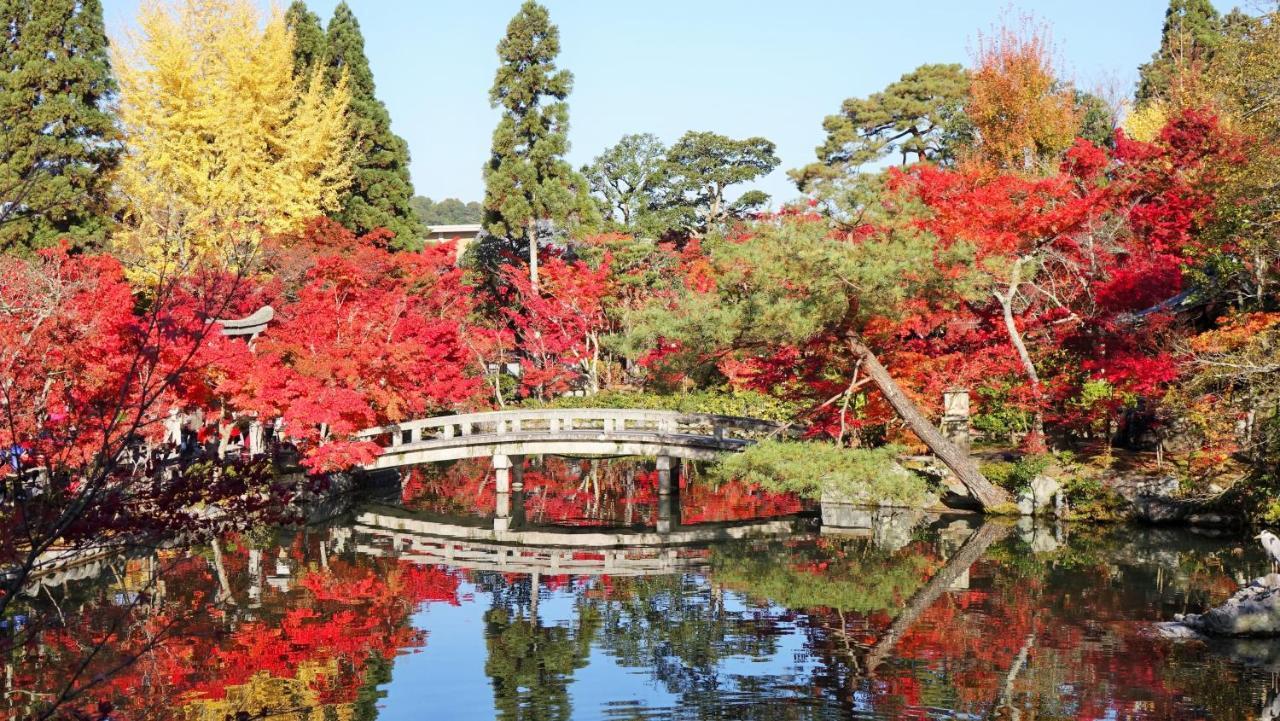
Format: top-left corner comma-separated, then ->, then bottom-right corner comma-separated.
284,0 -> 325,79
789,64 -> 971,193
483,0 -> 596,291
0,0 -> 120,254
658,131 -> 779,236
1136,0 -> 1223,103
583,132 -> 668,233
1073,90 -> 1117,148
325,2 -> 422,249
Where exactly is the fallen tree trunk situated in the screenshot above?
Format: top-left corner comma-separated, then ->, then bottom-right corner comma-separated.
848,336 -> 1011,510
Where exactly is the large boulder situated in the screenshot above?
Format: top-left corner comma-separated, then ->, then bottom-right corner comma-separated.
819,461 -> 934,508
1174,574 -> 1280,636
1016,474 -> 1062,516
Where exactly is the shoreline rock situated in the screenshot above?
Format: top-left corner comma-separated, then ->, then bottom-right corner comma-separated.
1162,573 -> 1280,637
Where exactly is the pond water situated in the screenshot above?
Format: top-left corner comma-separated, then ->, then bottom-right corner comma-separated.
5,457 -> 1279,720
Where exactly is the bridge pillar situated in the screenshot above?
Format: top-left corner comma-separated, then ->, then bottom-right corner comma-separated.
494,454 -> 514,531
656,454 -> 680,534
493,454 -> 513,493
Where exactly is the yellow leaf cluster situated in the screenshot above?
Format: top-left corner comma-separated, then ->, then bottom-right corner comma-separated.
113,0 -> 352,282
1122,100 -> 1169,143
181,659 -> 354,721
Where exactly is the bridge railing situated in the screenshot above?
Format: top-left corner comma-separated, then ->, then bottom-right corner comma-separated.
354,408 -> 789,450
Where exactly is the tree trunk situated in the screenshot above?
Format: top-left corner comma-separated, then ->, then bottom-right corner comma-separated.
527,218 -> 540,293
848,336 -> 1010,509
995,257 -> 1045,446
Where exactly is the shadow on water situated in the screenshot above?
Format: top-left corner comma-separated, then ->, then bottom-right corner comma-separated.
4,457 -> 1280,720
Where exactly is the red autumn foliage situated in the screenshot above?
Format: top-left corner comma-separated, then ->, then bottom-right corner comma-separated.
212,229 -> 485,471
500,255 -> 613,399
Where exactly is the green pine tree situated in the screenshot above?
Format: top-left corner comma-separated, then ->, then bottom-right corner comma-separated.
0,0 -> 120,254
1136,0 -> 1223,103
483,0 -> 597,291
789,63 -> 971,193
284,0 -> 325,80
324,2 -> 423,249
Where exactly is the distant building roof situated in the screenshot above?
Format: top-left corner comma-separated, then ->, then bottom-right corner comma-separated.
426,224 -> 482,234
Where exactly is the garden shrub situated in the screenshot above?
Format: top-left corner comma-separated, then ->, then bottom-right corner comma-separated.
981,453 -> 1052,494
708,440 -> 927,506
524,388 -> 801,423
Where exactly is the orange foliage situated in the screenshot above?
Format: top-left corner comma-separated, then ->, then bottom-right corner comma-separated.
968,16 -> 1078,170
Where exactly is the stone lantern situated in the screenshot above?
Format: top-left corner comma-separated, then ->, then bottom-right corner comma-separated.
941,388 -> 971,454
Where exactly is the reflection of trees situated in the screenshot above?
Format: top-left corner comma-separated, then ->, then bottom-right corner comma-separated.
14,516 -> 1273,721
481,573 -> 600,721
583,574 -> 846,721
5,528 -> 459,720
770,522 -> 1268,721
712,537 -> 938,615
989,525 -> 1266,720
589,575 -> 785,695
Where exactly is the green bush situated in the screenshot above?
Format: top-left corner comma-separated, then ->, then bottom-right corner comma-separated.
708,440 -> 927,506
523,388 -> 801,423
981,453 -> 1052,494
971,384 -> 1033,443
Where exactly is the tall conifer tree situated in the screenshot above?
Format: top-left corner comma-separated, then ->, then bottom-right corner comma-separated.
0,0 -> 120,254
1136,0 -> 1223,103
483,0 -> 596,291
284,0 -> 325,80
324,2 -> 422,249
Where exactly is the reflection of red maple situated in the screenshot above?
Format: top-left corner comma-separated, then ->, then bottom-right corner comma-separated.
8,535 -> 460,720
401,457 -> 802,526
801,551 -> 1214,719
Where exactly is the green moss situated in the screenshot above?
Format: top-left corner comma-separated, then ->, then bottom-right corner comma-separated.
1061,474 -> 1130,521
985,501 -> 1024,516
711,538 -> 934,614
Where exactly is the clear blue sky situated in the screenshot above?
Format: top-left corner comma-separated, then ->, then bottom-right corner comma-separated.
100,0 -> 1221,206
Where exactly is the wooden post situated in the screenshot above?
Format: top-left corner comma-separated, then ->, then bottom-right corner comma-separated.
489,454 -> 523,531
494,490 -> 512,532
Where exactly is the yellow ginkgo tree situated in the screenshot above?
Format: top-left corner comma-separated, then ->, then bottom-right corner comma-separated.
113,0 -> 352,281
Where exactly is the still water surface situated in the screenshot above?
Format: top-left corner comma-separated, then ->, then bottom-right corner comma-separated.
5,457 -> 1278,720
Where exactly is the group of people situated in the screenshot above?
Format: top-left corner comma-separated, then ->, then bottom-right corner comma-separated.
160,407 -> 283,463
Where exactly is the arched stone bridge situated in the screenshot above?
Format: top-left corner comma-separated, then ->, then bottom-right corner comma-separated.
355,408 -> 788,471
